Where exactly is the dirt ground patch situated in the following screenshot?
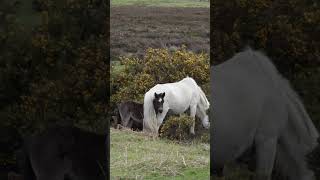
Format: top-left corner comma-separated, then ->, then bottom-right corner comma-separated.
111,6 -> 209,60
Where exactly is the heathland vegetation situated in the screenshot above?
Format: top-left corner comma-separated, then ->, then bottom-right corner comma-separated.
110,0 -> 210,179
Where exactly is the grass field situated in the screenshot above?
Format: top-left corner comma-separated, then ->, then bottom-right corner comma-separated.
111,0 -> 209,8
110,128 -> 210,179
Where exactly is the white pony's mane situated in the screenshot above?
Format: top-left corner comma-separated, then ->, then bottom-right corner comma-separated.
143,90 -> 158,133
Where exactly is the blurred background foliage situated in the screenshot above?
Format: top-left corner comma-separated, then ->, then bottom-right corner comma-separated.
211,0 -> 320,128
0,0 -> 109,175
211,0 -> 320,179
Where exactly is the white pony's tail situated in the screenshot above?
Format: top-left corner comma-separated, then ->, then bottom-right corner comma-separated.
143,91 -> 158,134
278,79 -> 318,180
275,123 -> 317,180
198,85 -> 210,110
247,48 -> 319,178
283,78 -> 319,149
247,48 -> 318,148
185,76 -> 210,110
274,83 -> 318,178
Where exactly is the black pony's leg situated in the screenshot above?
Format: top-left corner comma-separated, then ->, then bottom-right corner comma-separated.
127,119 -> 133,129
130,116 -> 143,131
111,116 -> 118,129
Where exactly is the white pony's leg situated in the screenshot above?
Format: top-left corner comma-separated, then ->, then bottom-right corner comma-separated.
157,108 -> 169,131
254,136 -> 277,180
189,105 -> 197,135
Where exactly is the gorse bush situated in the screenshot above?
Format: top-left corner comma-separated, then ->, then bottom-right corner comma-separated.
111,47 -> 210,106
1,0 -> 108,133
159,114 -> 210,143
18,43 -> 108,132
159,115 -> 194,141
212,0 -> 320,68
0,0 -> 108,172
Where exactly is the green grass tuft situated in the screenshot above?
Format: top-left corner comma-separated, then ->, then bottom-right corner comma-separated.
110,128 -> 209,179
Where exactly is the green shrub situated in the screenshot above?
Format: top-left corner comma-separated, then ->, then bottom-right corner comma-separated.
159,115 -> 193,141
0,0 -> 108,139
111,47 -> 210,106
158,114 -> 210,142
0,0 -> 109,173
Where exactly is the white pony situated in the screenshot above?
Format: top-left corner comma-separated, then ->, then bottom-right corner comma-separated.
143,77 -> 210,134
211,48 -> 319,180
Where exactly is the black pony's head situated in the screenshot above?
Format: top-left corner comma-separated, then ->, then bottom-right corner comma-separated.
153,92 -> 165,114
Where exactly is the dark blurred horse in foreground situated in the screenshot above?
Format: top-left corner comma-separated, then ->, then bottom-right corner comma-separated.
211,48 -> 319,180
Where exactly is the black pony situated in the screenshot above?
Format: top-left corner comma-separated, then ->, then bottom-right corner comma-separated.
112,101 -> 143,131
